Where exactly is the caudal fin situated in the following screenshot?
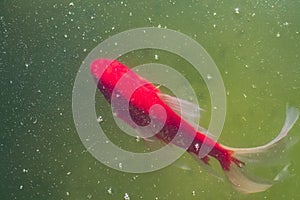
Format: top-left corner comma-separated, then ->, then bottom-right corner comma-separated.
223,106 -> 299,193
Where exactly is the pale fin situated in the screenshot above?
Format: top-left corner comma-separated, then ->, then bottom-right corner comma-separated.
226,106 -> 299,164
158,93 -> 202,125
224,164 -> 272,193
191,153 -> 224,182
273,164 -> 293,181
158,93 -> 221,140
175,163 -> 192,171
223,106 -> 299,193
173,155 -> 192,171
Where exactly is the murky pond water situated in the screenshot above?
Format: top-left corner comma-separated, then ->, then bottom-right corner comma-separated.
1,0 -> 300,199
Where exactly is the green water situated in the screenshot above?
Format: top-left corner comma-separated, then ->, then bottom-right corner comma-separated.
1,0 -> 300,199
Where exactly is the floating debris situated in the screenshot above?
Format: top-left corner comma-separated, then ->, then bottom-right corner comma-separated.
135,136 -> 141,142
154,54 -> 159,60
107,187 -> 113,195
234,7 -> 240,14
32,118 -> 37,124
242,116 -> 247,121
118,162 -> 123,169
283,22 -> 289,26
192,190 -> 196,196
194,143 -> 200,151
124,193 -> 130,200
97,115 -> 103,123
206,74 -> 212,80
276,32 -> 281,38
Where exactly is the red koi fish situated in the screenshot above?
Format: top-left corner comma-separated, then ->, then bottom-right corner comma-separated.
90,59 -> 299,193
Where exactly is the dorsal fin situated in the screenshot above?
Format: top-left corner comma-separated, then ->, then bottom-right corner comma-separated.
158,93 -> 202,125
158,93 -> 219,140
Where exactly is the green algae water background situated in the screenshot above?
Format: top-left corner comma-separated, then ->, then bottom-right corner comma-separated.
1,0 -> 300,199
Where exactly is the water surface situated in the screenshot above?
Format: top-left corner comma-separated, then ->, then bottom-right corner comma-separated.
1,0 -> 300,199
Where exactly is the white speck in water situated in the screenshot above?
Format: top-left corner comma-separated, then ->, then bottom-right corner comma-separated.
276,32 -> 280,37
22,168 -> 29,173
33,118 -> 37,124
124,193 -> 130,200
97,116 -> 103,123
69,2 -> 74,6
213,24 -> 216,28
19,185 -> 23,190
207,74 -> 212,80
192,190 -> 196,196
243,93 -> 247,98
194,143 -> 199,151
234,7 -> 240,14
245,64 -> 249,68
25,63 -> 29,68
157,24 -> 161,28
112,26 -> 115,30
135,136 -> 141,142
154,54 -> 159,60
107,187 -> 112,195
114,42 -> 118,46
129,12 -> 132,16
66,192 -> 70,196
67,171 -> 71,175
64,34 -> 68,38
283,22 -> 289,26
118,162 -> 123,169
213,12 -> 217,16
252,84 -> 257,89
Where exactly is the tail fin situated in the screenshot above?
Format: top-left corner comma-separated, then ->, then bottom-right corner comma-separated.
224,106 -> 299,193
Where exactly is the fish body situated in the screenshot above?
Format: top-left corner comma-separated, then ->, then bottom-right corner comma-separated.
90,59 -> 299,193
